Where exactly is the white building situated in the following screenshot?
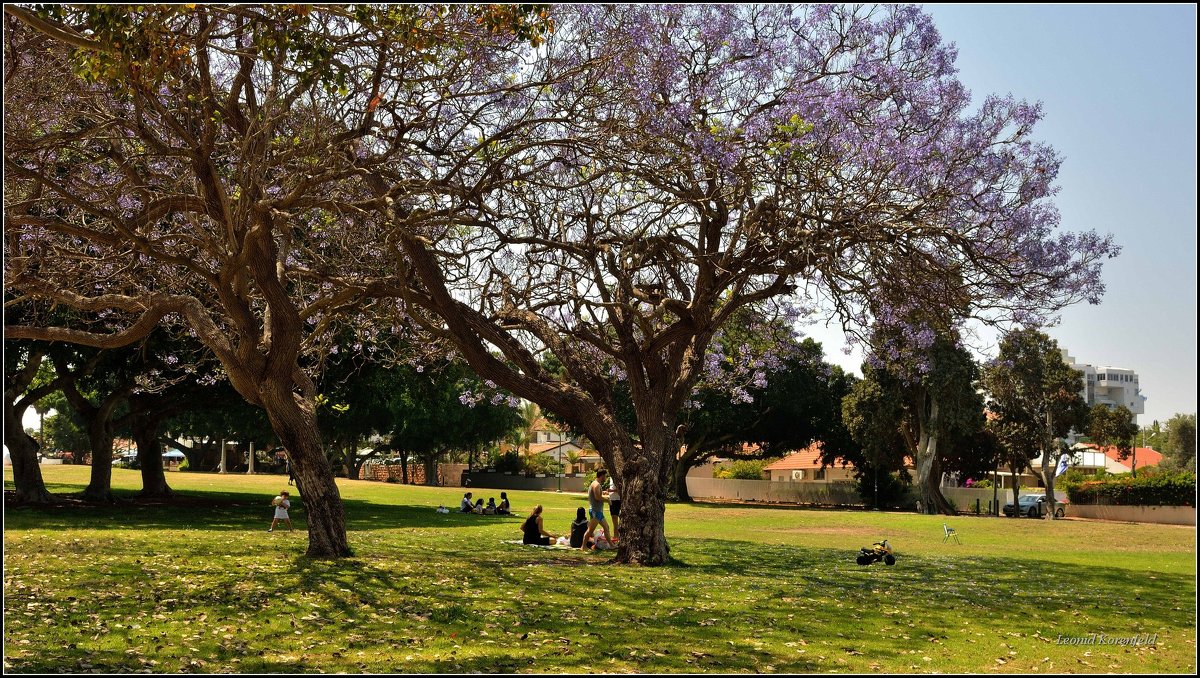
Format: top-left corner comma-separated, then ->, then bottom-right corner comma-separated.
1060,349 -> 1146,423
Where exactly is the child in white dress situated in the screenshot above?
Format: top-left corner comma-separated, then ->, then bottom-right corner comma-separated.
269,491 -> 294,532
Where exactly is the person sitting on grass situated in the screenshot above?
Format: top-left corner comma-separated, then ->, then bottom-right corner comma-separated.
460,492 -> 474,513
485,497 -> 498,515
473,498 -> 486,514
569,506 -> 590,548
521,505 -> 557,545
497,492 -> 511,515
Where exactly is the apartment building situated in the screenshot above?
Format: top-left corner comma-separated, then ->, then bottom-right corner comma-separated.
1060,349 -> 1146,423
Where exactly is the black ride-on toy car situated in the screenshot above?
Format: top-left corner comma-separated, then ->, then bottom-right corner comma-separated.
856,539 -> 896,566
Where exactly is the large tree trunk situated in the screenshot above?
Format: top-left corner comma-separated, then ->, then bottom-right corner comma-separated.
670,446 -> 707,502
5,349 -> 57,503
424,453 -> 439,486
4,399 -> 53,503
915,392 -> 953,515
81,417 -> 117,502
132,418 -> 173,499
259,385 -> 351,558
1010,464 -> 1021,516
610,422 -> 674,566
1041,412 -> 1058,520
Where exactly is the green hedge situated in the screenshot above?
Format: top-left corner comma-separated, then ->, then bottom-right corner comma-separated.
1065,469 -> 1196,507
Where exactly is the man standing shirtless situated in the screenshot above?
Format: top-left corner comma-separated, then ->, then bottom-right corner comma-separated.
581,469 -> 613,551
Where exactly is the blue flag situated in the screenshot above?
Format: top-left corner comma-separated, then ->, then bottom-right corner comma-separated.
1054,452 -> 1072,478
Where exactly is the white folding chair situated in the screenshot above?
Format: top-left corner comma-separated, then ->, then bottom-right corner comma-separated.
943,523 -> 961,544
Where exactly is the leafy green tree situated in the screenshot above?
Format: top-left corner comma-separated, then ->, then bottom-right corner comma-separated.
713,459 -> 772,480
841,330 -> 989,514
982,329 -> 1088,518
674,336 -> 856,501
385,359 -> 522,485
5,3 -> 553,556
841,371 -> 913,508
39,392 -> 89,456
1086,404 -> 1139,471
1159,414 -> 1197,472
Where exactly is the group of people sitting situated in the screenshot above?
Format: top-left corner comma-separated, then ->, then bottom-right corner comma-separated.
522,469 -> 620,551
459,491 -> 511,515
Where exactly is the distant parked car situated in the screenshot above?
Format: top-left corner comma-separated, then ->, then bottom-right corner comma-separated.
1004,493 -> 1066,518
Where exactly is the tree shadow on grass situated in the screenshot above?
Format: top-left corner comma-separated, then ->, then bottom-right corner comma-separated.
5,528 -> 1193,674
2,487 -> 522,533
666,536 -> 1194,627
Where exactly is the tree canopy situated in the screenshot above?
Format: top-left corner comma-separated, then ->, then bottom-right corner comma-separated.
5,5 -> 1117,561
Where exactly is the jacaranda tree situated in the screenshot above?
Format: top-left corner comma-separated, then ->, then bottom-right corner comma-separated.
351,5 -> 1117,562
5,5 -> 1117,563
3,4 -> 552,556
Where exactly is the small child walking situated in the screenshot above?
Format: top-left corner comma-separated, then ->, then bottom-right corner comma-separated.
269,490 -> 294,532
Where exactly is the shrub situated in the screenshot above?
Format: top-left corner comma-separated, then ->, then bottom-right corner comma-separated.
493,451 -> 521,474
713,460 -> 771,480
852,468 -> 912,509
178,458 -> 189,472
1066,469 -> 1196,507
521,453 -> 562,476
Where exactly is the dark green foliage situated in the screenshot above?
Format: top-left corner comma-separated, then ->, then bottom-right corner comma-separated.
853,465 -> 913,509
1086,404 -> 1139,460
1066,469 -> 1196,507
493,450 -> 521,474
1160,413 -> 1197,472
713,459 -> 772,480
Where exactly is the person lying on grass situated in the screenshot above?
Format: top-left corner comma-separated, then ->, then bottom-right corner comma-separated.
521,505 -> 558,545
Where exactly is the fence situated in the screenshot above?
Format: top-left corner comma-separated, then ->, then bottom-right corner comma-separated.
1066,504 -> 1196,526
685,477 -> 863,505
684,480 -> 1051,514
461,471 -> 589,493
360,462 -> 468,486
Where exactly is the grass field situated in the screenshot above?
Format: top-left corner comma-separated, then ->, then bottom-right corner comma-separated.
4,466 -> 1196,674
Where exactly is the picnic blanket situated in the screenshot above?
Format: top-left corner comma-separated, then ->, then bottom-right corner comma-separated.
501,539 -> 575,550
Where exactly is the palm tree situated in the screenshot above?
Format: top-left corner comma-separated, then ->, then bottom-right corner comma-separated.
564,450 -> 582,474
507,401 -> 541,459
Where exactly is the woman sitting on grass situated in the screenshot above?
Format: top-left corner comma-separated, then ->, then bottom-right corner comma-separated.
569,506 -> 590,548
497,492 -> 511,515
521,505 -> 557,545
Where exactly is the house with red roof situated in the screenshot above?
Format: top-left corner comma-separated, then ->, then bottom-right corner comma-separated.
1069,443 -> 1162,474
761,442 -> 877,482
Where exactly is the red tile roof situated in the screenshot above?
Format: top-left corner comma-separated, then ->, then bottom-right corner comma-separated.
1079,444 -> 1163,468
763,443 -> 828,471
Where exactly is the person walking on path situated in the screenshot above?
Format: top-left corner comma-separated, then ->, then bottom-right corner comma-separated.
268,490 -> 294,532
580,469 -> 613,552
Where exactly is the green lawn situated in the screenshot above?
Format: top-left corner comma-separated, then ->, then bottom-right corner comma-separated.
5,466 -> 1196,673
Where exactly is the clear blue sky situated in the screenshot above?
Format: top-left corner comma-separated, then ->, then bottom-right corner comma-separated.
806,3 -> 1198,426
